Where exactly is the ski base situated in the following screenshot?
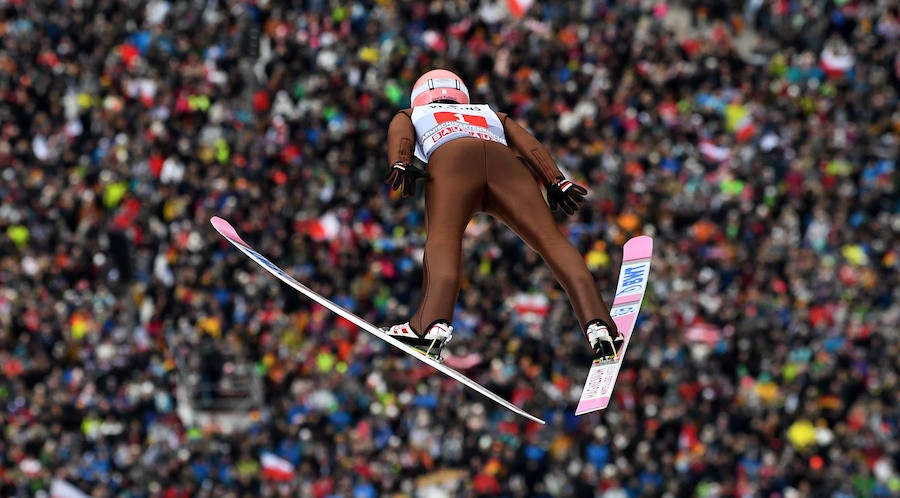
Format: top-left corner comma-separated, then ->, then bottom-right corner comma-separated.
576,235 -> 653,415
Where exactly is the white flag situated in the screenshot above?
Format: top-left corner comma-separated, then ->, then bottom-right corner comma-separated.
51,479 -> 90,498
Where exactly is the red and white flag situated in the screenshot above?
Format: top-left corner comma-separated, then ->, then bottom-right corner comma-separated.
513,292 -> 549,324
699,139 -> 730,163
261,452 -> 295,482
820,46 -> 854,78
507,0 -> 534,19
20,458 -> 42,478
295,212 -> 340,242
735,119 -> 756,143
685,322 -> 722,345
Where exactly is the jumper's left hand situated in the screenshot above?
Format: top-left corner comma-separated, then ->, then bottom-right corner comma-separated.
546,176 -> 588,215
385,162 -> 429,198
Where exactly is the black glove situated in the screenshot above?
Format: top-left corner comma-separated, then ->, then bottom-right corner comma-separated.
546,176 -> 587,215
385,162 -> 428,198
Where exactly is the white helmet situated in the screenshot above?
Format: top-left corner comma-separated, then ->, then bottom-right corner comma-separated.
410,69 -> 470,107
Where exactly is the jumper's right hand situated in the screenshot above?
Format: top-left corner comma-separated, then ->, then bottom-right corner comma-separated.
546,176 -> 588,215
385,162 -> 428,198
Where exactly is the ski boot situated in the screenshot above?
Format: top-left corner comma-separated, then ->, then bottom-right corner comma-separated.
586,319 -> 621,360
382,320 -> 453,361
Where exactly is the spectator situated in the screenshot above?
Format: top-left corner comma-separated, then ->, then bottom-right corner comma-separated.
0,0 -> 896,497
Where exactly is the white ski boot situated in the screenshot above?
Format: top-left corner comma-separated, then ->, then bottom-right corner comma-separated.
382,320 -> 453,359
586,320 -> 621,359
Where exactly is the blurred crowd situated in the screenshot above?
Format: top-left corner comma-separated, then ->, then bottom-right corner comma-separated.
0,0 -> 898,497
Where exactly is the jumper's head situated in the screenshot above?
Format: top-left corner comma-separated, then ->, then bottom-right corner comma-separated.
411,69 -> 470,107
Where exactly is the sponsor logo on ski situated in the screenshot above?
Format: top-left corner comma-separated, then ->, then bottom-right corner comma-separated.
242,247 -> 294,283
611,304 -> 638,318
616,261 -> 650,296
582,369 -> 614,397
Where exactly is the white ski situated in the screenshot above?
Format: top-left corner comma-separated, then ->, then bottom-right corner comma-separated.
575,235 -> 653,415
210,216 -> 545,425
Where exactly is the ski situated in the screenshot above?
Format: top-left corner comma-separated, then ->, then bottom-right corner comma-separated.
575,235 -> 653,415
210,216 -> 545,425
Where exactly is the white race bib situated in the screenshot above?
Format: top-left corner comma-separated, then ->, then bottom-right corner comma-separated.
410,104 -> 508,162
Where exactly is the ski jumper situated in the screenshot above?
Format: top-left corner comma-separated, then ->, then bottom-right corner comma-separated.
387,103 -> 617,336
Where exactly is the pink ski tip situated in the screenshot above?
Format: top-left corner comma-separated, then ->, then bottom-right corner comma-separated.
575,397 -> 610,415
623,235 -> 653,260
210,216 -> 249,247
